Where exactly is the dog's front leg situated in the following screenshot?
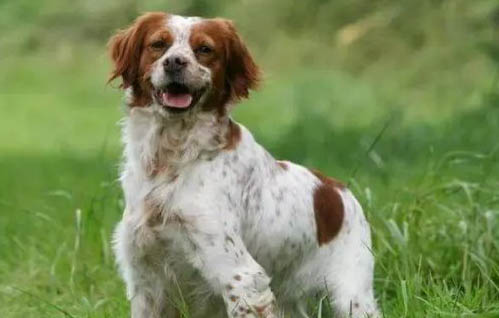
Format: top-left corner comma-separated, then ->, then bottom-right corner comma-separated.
182,215 -> 278,318
113,218 -> 178,318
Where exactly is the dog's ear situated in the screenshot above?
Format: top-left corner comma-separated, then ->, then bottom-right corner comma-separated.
108,23 -> 142,88
108,12 -> 165,88
222,20 -> 260,101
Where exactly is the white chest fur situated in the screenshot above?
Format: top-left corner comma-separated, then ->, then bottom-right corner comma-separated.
113,107 -> 379,318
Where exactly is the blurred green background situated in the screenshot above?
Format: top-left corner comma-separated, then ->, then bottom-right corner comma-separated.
1,0 -> 499,317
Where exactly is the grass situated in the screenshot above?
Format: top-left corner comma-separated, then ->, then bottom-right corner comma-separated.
1,33 -> 499,318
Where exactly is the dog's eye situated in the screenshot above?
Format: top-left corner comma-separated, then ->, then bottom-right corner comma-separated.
151,41 -> 167,50
196,45 -> 213,55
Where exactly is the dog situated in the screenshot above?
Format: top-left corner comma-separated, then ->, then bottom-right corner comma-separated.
109,12 -> 379,318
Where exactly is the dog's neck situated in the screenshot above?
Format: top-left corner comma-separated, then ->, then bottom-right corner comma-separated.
123,106 -> 234,178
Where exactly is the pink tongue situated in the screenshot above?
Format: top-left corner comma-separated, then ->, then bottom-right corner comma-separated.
161,92 -> 193,108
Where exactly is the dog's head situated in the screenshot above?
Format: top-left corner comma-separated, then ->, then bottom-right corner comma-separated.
108,12 -> 259,116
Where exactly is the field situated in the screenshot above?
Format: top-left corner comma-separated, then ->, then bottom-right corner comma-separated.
1,1 -> 499,317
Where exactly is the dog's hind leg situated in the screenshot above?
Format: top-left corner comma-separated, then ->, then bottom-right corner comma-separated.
323,190 -> 380,318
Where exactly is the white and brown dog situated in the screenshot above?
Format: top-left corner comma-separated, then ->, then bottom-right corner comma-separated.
109,12 -> 379,318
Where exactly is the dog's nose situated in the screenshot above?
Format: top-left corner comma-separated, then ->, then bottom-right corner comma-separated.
163,55 -> 189,72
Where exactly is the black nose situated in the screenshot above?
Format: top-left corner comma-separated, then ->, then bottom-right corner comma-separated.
163,55 -> 188,72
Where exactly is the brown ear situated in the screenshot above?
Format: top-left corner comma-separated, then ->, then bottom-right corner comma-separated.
108,26 -> 141,88
108,12 -> 166,88
223,20 -> 260,101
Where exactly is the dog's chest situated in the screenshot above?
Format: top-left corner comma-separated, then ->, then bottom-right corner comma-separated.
122,189 -> 202,291
122,160 -> 229,255
120,166 -> 237,306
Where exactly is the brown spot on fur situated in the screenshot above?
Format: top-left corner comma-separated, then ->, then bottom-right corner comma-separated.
143,196 -> 163,227
276,160 -> 289,170
149,164 -> 168,177
224,120 -> 241,150
234,274 -> 242,281
254,304 -> 268,314
311,169 -> 345,189
230,295 -> 239,302
310,169 -> 345,245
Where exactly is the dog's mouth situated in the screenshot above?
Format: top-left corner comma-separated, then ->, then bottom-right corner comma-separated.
154,83 -> 204,112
